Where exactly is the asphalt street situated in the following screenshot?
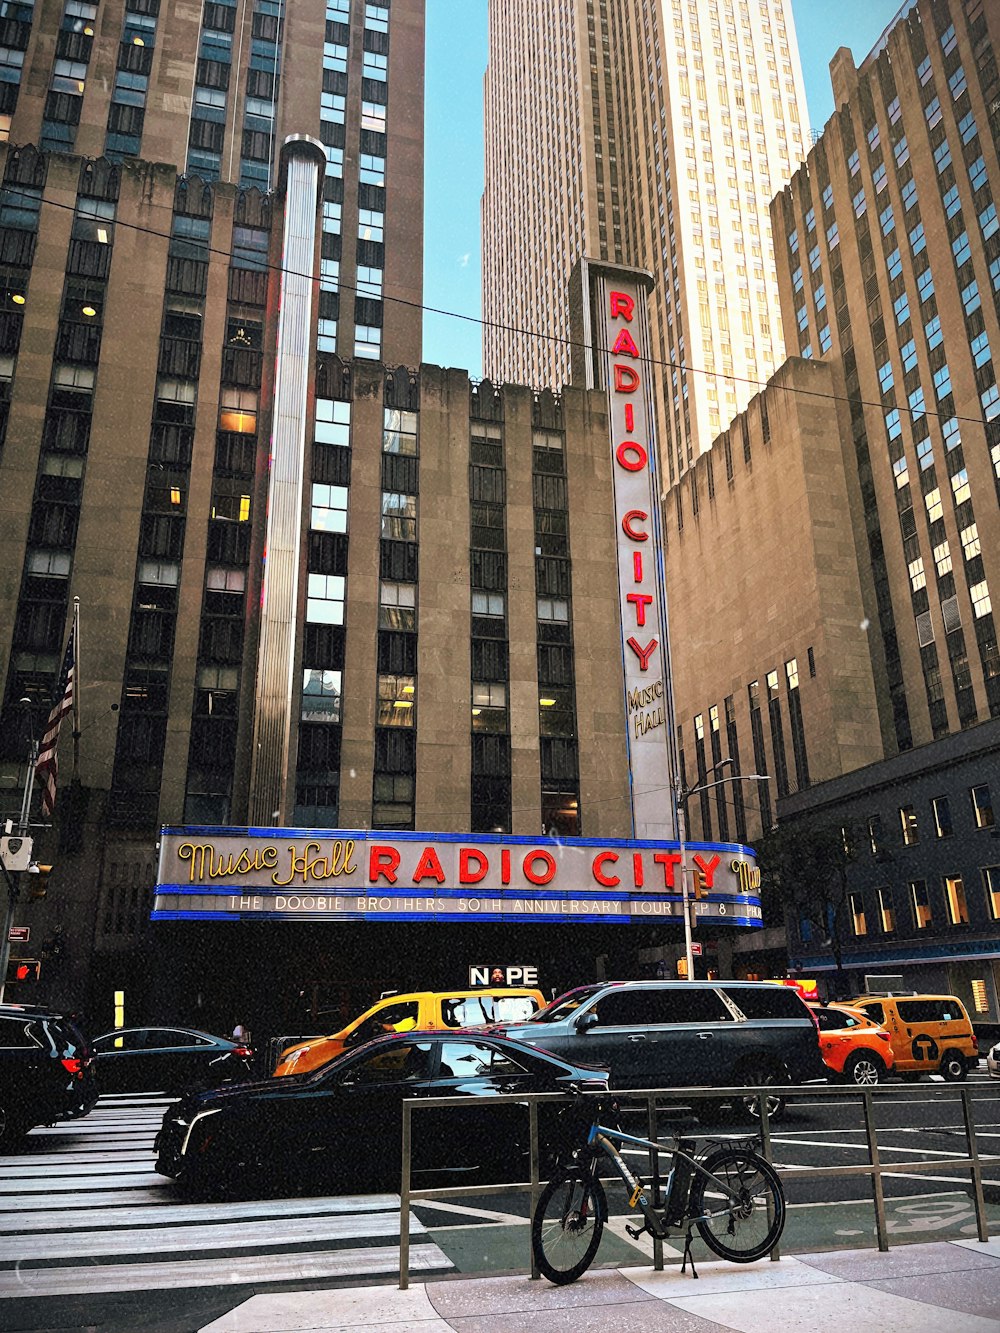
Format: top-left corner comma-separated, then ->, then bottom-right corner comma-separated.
2,1074 -> 998,1333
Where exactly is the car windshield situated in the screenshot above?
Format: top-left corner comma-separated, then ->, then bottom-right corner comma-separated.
529,986 -> 605,1022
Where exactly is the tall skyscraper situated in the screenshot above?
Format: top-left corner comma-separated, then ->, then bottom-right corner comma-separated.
482,0 -> 810,485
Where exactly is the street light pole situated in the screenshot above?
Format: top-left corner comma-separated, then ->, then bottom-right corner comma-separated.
0,735 -> 38,1003
676,761 -> 771,981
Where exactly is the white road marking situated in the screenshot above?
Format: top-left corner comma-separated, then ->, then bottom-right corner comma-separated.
9,1211 -> 429,1261
1,1194 -> 402,1233
0,1244 -> 451,1298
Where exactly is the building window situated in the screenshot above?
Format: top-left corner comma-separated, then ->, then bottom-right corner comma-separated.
537,596 -> 568,622
380,581 -> 415,631
971,784 -> 994,830
867,814 -> 883,856
849,892 -> 867,936
877,887 -> 894,933
932,795 -> 953,838
377,674 -> 415,727
899,805 -> 918,845
472,681 -> 507,732
311,482 -> 348,533
302,667 -> 341,724
910,880 -> 932,930
306,573 -> 345,625
984,867 -> 1000,920
316,397 -> 350,446
944,875 -> 969,926
384,409 -> 417,455
381,491 -> 416,541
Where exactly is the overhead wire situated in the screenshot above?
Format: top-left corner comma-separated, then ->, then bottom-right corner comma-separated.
0,180 -> 993,438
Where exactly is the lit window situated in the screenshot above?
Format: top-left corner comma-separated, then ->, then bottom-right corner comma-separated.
878,888 -> 895,933
951,469 -> 970,505
849,892 -> 867,936
960,524 -> 980,560
933,541 -> 952,575
932,795 -> 953,838
899,805 -> 918,845
971,784 -> 994,830
910,881 -> 932,929
377,674 -> 416,726
944,876 -> 969,926
985,867 -> 1000,920
219,388 -> 257,434
970,581 -> 992,619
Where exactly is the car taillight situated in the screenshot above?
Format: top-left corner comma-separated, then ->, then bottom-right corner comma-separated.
876,1032 -> 891,1042
60,1056 -> 83,1077
233,1045 -> 253,1058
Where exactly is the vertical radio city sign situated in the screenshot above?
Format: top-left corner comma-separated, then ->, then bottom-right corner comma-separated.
573,260 -> 678,841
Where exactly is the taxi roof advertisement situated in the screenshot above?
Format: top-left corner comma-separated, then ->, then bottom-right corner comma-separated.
153,827 -> 762,927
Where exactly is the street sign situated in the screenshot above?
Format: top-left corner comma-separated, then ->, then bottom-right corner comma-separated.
7,925 -> 29,944
691,942 -> 703,956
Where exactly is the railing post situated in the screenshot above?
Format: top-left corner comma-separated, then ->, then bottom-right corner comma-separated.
399,1098 -> 411,1290
529,1098 -> 541,1279
647,1092 -> 663,1270
861,1089 -> 889,1252
757,1091 -> 780,1262
960,1085 -> 989,1243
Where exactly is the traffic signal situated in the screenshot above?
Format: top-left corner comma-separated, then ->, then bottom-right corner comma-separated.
29,864 -> 52,900
693,865 -> 709,898
7,958 -> 41,985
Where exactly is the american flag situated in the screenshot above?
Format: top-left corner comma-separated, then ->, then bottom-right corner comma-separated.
35,628 -> 76,817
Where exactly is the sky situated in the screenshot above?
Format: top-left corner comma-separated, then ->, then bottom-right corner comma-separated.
421,0 -> 905,376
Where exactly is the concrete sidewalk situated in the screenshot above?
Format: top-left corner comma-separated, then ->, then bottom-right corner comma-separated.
200,1239 -> 1000,1332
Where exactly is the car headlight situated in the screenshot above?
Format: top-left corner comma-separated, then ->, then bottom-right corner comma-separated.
180,1106 -> 222,1155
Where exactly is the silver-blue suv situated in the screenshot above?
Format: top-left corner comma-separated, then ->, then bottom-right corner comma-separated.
492,980 -> 826,1120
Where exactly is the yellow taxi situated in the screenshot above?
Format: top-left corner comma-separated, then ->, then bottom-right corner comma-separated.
273,987 -> 546,1077
849,993 -> 979,1081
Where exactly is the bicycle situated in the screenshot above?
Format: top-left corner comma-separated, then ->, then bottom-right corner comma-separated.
531,1109 -> 785,1284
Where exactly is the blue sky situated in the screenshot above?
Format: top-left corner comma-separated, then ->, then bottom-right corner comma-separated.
422,0 -> 905,375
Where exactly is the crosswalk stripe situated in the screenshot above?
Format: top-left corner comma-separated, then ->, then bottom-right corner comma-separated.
8,1210 -> 429,1260
0,1194 -> 402,1233
0,1243 -> 451,1298
2,1159 -> 158,1176
1,1172 -> 168,1192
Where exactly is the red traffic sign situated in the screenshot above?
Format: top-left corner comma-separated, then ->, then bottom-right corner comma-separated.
691,942 -> 703,956
8,925 -> 30,943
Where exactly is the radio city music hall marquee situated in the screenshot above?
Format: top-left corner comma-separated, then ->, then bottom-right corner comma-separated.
153,829 -> 762,926
152,264 -> 762,933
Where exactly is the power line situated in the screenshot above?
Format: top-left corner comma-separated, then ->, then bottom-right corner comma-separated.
1,179 -> 993,437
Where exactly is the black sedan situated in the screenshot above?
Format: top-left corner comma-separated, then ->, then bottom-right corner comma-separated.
91,1026 -> 254,1095
155,1030 -> 608,1198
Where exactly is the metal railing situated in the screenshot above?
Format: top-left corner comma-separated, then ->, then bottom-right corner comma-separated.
398,1081 -> 996,1290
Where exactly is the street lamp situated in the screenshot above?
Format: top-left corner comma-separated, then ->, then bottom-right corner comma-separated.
674,760 -> 771,981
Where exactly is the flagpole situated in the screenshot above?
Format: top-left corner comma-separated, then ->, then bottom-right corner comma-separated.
71,596 -> 81,783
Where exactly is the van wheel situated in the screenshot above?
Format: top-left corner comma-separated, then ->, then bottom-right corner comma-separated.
940,1051 -> 968,1082
842,1051 -> 884,1086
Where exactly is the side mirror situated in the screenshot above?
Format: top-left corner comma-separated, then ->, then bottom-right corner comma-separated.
576,1011 -> 599,1033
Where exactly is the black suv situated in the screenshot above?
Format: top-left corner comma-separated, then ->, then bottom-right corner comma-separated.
493,980 -> 826,1119
0,1004 -> 97,1143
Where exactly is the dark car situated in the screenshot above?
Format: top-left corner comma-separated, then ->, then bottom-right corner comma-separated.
91,1026 -> 254,1094
491,980 -> 827,1120
0,1003 -> 97,1144
155,1030 -> 608,1198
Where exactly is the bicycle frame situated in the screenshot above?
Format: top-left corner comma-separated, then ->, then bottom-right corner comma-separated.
583,1121 -> 744,1241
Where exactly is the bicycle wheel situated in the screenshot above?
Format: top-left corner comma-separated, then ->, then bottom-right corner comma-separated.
531,1168 -> 606,1285
691,1148 -> 785,1262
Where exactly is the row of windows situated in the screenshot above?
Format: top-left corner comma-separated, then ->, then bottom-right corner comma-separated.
843,868 -> 1000,937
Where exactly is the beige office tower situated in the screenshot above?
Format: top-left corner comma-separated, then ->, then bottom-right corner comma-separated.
482,0 -> 810,486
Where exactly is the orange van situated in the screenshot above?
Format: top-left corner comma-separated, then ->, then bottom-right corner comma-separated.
273,987 -> 546,1077
850,993 -> 978,1081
